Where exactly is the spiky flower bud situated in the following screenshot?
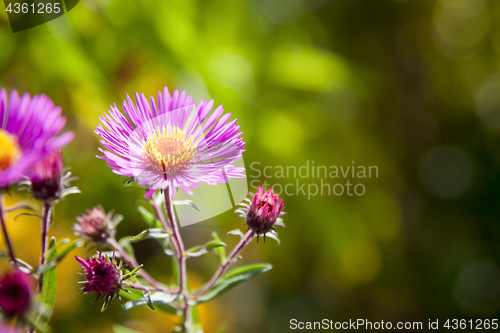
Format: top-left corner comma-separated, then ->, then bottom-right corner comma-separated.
75,253 -> 136,310
0,270 -> 35,317
73,206 -> 122,244
236,186 -> 286,241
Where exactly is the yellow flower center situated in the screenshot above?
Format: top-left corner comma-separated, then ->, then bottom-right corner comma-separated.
0,129 -> 21,171
142,126 -> 197,178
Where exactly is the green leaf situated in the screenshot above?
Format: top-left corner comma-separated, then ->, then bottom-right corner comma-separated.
56,239 -> 82,262
4,202 -> 37,213
119,287 -> 143,301
112,324 -> 140,333
27,312 -> 52,333
212,232 -> 226,263
119,236 -> 135,258
196,263 -> 272,304
122,292 -> 178,315
130,228 -> 170,243
185,241 -> 226,258
143,290 -> 155,310
37,237 -> 58,324
172,200 -> 200,211
137,206 -> 162,229
227,229 -> 245,239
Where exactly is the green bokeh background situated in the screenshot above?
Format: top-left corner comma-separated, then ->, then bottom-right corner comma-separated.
2,0 -> 500,332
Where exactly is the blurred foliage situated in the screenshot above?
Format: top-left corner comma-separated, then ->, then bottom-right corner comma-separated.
2,0 -> 500,332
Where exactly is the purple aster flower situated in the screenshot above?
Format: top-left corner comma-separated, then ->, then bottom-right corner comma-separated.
0,270 -> 35,317
236,186 -> 286,241
95,86 -> 245,197
0,89 -> 73,189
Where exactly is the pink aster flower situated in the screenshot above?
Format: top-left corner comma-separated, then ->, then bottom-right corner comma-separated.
0,270 -> 35,317
95,86 -> 245,197
0,89 -> 73,189
236,186 -> 286,241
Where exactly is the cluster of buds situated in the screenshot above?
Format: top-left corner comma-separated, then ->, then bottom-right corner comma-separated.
73,206 -> 122,245
0,270 -> 35,318
237,186 -> 286,241
75,253 -> 138,311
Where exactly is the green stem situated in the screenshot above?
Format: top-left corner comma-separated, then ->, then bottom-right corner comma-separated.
194,230 -> 254,299
163,188 -> 193,332
39,203 -> 52,290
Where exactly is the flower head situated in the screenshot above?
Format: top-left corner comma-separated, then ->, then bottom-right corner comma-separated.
73,206 -> 122,244
0,89 -> 73,189
76,253 -> 132,310
95,86 -> 245,197
0,270 -> 35,317
237,186 -> 286,241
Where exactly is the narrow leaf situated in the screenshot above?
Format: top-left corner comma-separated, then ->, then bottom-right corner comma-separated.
4,203 -> 36,213
122,292 -> 178,315
185,241 -> 226,258
227,229 -> 245,239
119,236 -> 135,258
27,313 -> 52,333
143,290 -> 155,310
37,238 -> 58,324
212,232 -> 226,263
56,239 -> 82,263
196,263 -> 272,304
130,228 -> 170,243
172,200 -> 200,211
137,206 -> 162,229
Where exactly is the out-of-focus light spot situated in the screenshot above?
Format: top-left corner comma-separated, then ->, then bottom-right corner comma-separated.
271,45 -> 349,92
341,241 -> 381,284
454,261 -> 500,316
361,191 -> 401,241
258,112 -> 305,157
175,69 -> 211,102
438,0 -> 487,19
432,4 -> 488,59
419,146 -> 472,199
254,0 -> 304,25
208,52 -> 254,90
475,74 -> 500,132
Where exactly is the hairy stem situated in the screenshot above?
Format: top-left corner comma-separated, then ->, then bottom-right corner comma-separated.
128,282 -> 166,292
0,192 -> 17,267
194,230 -> 254,299
39,203 -> 53,289
163,188 -> 192,332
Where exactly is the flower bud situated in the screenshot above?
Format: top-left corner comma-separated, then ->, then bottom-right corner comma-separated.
73,206 -> 121,244
76,253 -> 131,310
237,186 -> 286,241
0,270 -> 35,317
29,151 -> 64,203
